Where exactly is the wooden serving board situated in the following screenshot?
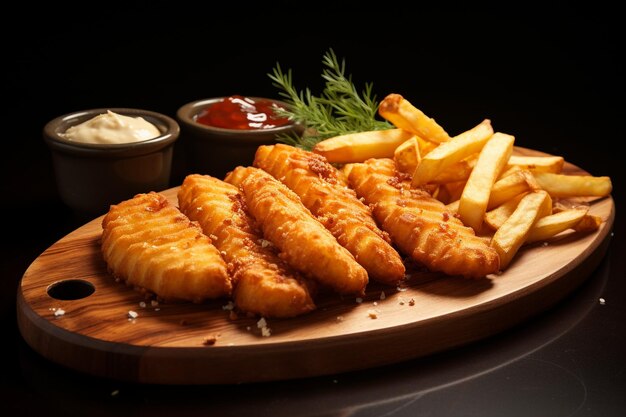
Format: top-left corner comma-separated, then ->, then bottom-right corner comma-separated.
18,148 -> 615,384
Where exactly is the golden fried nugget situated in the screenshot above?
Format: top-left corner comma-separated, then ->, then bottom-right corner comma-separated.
178,174 -> 315,318
101,192 -> 232,302
239,167 -> 368,295
348,159 -> 500,278
254,144 -> 405,285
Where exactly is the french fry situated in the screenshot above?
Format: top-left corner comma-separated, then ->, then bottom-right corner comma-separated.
498,165 -> 523,179
507,155 -> 564,173
458,132 -> 515,232
379,93 -> 450,143
533,172 -> 612,198
525,208 -> 589,243
429,155 -> 478,184
491,190 -> 552,269
437,180 -> 467,204
484,192 -> 527,230
341,163 -> 357,180
394,137 -> 421,174
417,136 -> 439,156
572,214 -> 602,232
487,169 -> 538,210
312,128 -> 413,164
412,119 -> 494,187
446,199 -> 460,212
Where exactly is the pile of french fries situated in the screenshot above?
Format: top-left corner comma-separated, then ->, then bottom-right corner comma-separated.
313,93 -> 612,270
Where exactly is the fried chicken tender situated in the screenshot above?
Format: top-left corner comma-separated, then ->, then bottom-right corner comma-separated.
348,159 -> 500,278
253,144 -> 405,285
234,166 -> 368,295
178,174 -> 316,318
101,192 -> 232,302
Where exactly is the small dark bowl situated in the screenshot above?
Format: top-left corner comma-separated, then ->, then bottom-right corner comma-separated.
43,108 -> 180,217
176,97 -> 301,179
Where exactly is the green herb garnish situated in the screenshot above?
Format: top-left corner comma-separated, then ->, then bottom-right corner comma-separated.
268,48 -> 392,150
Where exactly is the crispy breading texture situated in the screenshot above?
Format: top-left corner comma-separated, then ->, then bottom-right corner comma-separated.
101,192 -> 232,303
254,144 -> 405,285
348,159 -> 500,278
239,167 -> 368,295
178,174 -> 316,318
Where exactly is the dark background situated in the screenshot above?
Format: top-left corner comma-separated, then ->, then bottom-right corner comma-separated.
2,2 -> 624,416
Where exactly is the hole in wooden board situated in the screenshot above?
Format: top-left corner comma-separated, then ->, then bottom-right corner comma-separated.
47,279 -> 95,300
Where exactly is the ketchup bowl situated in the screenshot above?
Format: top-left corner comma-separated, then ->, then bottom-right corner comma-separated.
176,96 -> 301,179
43,108 -> 180,218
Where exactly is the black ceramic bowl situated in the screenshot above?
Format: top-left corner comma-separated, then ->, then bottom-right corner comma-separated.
176,97 -> 301,179
43,108 -> 180,217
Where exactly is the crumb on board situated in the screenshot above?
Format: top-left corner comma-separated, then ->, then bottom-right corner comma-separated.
355,297 -> 363,304
257,317 -> 271,337
54,308 -> 65,317
151,300 -> 159,307
367,309 -> 380,319
599,297 -> 606,305
222,301 -> 235,311
139,301 -> 146,308
397,286 -> 407,292
202,334 -> 219,346
380,291 -> 386,300
127,310 -> 138,319
408,298 -> 415,306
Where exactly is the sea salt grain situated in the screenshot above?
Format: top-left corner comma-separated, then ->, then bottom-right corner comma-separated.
54,309 -> 65,317
599,298 -> 606,305
128,310 -> 138,319
139,301 -> 146,308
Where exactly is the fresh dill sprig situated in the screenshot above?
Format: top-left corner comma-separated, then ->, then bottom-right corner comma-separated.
268,49 -> 392,149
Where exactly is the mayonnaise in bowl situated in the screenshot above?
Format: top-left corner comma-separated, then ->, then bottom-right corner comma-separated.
61,110 -> 161,144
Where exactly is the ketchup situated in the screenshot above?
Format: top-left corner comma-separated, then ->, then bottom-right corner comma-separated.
195,95 -> 291,130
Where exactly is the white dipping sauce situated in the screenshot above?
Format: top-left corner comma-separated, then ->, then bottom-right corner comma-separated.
62,110 -> 161,144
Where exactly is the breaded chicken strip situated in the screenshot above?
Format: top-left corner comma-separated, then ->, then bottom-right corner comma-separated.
348,159 -> 500,278
101,192 -> 232,302
178,174 -> 315,318
254,144 -> 405,285
235,166 -> 368,295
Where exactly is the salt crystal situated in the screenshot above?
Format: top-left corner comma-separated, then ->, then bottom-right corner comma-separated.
599,297 -> 606,305
128,310 -> 138,319
54,309 -> 65,317
139,301 -> 146,308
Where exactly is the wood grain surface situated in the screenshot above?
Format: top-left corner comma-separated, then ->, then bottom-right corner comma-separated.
17,147 -> 615,384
